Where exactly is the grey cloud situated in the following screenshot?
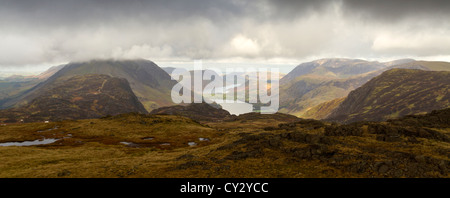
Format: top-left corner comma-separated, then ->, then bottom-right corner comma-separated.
0,0 -> 245,27
0,0 -> 341,29
264,0 -> 336,19
341,0 -> 450,22
0,0 -> 449,68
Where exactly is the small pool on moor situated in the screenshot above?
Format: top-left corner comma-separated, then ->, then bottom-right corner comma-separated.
0,138 -> 59,147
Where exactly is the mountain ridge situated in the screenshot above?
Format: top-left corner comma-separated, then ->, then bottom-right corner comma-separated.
279,59 -> 448,118
326,68 -> 450,123
0,59 -> 176,111
0,74 -> 147,123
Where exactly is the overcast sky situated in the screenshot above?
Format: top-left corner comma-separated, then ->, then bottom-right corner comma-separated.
1,0 -> 450,75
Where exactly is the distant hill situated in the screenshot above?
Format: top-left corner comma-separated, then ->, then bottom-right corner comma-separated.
189,69 -> 224,91
150,103 -> 231,122
326,69 -> 450,123
279,72 -> 379,116
0,74 -> 147,123
34,64 -> 65,80
0,80 -> 38,102
300,60 -> 450,120
279,59 -> 448,118
0,59 -> 176,111
3,75 -> 38,82
383,59 -> 416,67
280,58 -> 388,85
0,65 -> 64,106
386,60 -> 450,71
278,58 -> 407,117
161,67 -> 177,75
2,65 -> 64,82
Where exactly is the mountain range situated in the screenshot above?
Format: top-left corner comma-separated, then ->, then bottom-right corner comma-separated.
0,58 -> 449,125
0,59 -> 176,111
0,74 -> 147,122
278,58 -> 450,119
0,57 -> 449,179
326,69 -> 450,123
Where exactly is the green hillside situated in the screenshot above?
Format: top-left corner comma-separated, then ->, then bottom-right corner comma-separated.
303,97 -> 346,119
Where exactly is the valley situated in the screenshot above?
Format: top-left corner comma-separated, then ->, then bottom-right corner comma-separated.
1,0 -> 450,188
0,58 -> 448,178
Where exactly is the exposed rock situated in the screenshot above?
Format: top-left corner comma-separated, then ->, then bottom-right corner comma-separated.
378,164 -> 390,174
57,169 -> 72,177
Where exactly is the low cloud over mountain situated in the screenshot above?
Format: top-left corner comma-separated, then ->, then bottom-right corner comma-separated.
1,0 -> 450,69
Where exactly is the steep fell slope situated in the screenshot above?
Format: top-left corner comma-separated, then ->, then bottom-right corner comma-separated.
1,59 -> 176,111
0,74 -> 147,122
326,69 -> 450,123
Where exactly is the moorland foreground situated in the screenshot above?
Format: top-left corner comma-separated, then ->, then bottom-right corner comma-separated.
1,108 -> 448,178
